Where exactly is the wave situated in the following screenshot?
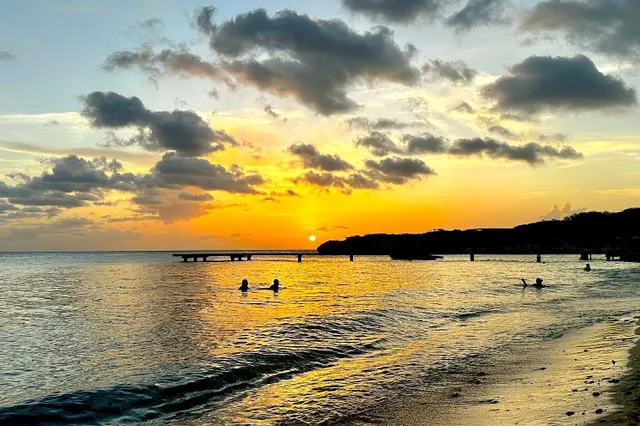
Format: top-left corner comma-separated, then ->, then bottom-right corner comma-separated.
0,340 -> 384,425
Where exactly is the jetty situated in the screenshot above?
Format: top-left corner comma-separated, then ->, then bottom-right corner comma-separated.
173,252 -> 356,262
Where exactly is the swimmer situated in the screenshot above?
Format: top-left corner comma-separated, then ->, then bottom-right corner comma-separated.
522,278 -> 545,288
269,279 -> 280,291
584,263 -> 591,272
239,279 -> 249,291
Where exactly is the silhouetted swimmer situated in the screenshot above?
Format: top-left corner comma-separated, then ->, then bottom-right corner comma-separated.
584,263 -> 591,271
269,279 -> 280,291
239,279 -> 249,291
522,278 -> 545,288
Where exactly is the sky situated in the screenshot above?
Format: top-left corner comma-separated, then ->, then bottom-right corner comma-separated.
0,0 -> 638,251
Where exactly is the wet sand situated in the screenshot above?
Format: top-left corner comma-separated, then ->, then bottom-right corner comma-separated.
588,321 -> 640,425
374,317 -> 639,426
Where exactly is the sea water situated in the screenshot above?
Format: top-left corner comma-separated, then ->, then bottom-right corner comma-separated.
1,253 -> 639,424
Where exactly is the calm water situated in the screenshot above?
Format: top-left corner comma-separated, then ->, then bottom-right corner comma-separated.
1,252 -> 639,425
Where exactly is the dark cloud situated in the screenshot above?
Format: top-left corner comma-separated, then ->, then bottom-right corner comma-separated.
342,0 -> 509,29
488,125 -> 520,140
521,0 -> 640,61
346,117 -> 431,131
264,104 -> 286,121
422,59 -> 478,84
341,0 -> 447,23
446,0 -> 509,31
483,55 -> 637,114
403,133 -> 448,154
537,133 -> 568,143
262,197 -> 280,202
178,192 -> 214,202
0,152 -> 264,218
0,50 -> 16,61
0,200 -> 18,213
0,155 -> 133,208
82,91 -> 236,157
103,45 -> 228,84
106,215 -> 160,223
354,131 -> 403,156
197,8 -> 420,115
452,101 -> 475,114
149,152 -> 264,194
194,6 -> 218,35
293,171 -> 379,193
288,143 -> 353,171
365,156 -> 436,184
448,137 -> 583,165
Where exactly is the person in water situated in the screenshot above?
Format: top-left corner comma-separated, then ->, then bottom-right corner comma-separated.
268,279 -> 280,291
584,263 -> 591,271
239,279 -> 249,291
522,278 -> 545,288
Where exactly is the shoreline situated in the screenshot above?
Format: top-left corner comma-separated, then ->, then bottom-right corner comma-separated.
588,321 -> 640,425
364,316 -> 640,425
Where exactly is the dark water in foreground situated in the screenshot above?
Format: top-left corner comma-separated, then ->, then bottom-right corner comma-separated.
1,253 -> 639,425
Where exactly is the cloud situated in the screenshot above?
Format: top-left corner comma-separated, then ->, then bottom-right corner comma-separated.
537,133 -> 567,143
264,104 -> 286,121
403,133 -> 448,154
452,101 -> 475,114
131,188 -> 216,223
346,117 -> 430,131
0,219 -> 142,250
0,155 -> 131,208
483,55 -> 637,114
137,18 -> 164,29
488,125 -> 521,140
422,59 -> 478,84
540,203 -> 587,221
288,143 -> 353,171
82,91 -> 236,157
148,152 -> 264,194
178,192 -> 214,201
341,0 -> 509,29
293,171 -> 380,193
521,0 -> 640,61
0,200 -> 18,213
365,156 -> 436,184
316,225 -> 349,232
341,0 -> 446,23
448,137 -> 583,165
103,44 -> 229,84
354,131 -> 403,156
0,152 -> 264,219
197,8 -> 420,115
446,0 -> 509,31
0,50 -> 16,61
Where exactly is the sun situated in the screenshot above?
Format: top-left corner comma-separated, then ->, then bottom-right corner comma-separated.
309,235 -> 316,242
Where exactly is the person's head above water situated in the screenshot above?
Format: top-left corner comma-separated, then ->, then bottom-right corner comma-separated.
270,279 -> 280,290
535,278 -> 543,286
240,279 -> 249,290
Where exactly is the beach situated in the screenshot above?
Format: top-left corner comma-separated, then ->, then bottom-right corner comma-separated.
1,252 -> 639,425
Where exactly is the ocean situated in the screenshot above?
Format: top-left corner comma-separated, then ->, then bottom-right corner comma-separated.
1,252 -> 639,425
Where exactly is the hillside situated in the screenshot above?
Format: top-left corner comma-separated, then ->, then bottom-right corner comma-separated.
316,209 -> 640,255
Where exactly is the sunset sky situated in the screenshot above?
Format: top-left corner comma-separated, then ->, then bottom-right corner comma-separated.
0,0 -> 638,250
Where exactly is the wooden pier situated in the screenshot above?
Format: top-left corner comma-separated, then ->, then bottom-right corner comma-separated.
173,252 -> 356,263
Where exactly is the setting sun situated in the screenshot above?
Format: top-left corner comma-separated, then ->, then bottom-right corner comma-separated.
309,235 -> 316,242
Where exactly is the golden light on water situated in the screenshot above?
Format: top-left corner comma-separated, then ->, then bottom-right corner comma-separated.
309,235 -> 316,242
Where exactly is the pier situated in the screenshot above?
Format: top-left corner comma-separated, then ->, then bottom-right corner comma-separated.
173,252 -> 356,262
